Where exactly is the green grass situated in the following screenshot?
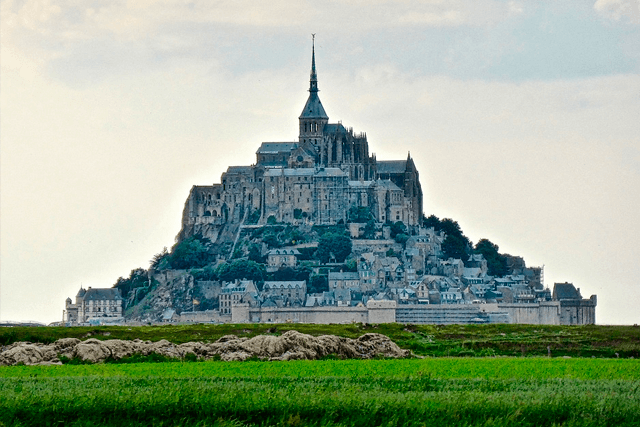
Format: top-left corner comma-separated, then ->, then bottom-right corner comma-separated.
2,323 -> 639,358
1,358 -> 638,380
1,358 -> 639,426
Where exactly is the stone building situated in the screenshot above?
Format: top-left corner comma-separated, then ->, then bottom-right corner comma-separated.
65,287 -> 123,324
266,248 -> 301,272
179,38 -> 423,242
262,281 -> 307,306
219,280 -> 259,315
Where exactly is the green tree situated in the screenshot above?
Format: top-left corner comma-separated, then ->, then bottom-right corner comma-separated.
348,206 -> 373,223
262,231 -> 280,249
248,244 -> 264,263
422,214 -> 441,230
217,259 -> 265,284
389,221 -> 407,238
168,235 -> 214,270
474,238 -> 509,277
442,234 -> 469,260
190,264 -> 219,281
113,268 -> 149,297
316,233 -> 352,263
308,274 -> 328,294
150,247 -> 170,270
395,233 -> 410,245
344,258 -> 358,272
422,215 -> 472,260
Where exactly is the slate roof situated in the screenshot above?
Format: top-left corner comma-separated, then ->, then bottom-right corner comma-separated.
264,168 -> 315,177
261,298 -> 278,308
315,167 -> 347,177
299,92 -> 328,119
256,142 -> 298,154
83,288 -> 122,301
225,166 -> 253,174
377,160 -> 407,174
328,271 -> 360,280
305,296 -> 321,307
267,248 -> 301,256
263,281 -> 306,290
463,267 -> 483,278
374,179 -> 402,191
553,282 -> 582,300
348,180 -> 374,188
324,123 -> 347,134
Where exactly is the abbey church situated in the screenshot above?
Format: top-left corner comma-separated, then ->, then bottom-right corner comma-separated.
180,39 -> 423,241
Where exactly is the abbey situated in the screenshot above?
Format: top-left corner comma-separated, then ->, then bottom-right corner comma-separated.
179,39 -> 422,241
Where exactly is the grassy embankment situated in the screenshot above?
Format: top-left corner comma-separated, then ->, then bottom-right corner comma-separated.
2,323 -> 639,358
1,358 -> 639,426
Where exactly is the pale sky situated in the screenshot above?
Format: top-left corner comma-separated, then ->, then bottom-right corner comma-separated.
1,0 -> 639,325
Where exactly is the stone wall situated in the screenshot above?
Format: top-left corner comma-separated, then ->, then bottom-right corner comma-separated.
177,298 -> 596,325
249,306 -> 368,324
181,310 -> 227,323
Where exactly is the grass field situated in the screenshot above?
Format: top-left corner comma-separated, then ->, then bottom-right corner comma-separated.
2,323 -> 640,358
2,324 -> 639,426
1,358 -> 639,426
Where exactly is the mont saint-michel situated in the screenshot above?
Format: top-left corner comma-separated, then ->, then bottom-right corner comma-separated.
65,40 -> 596,326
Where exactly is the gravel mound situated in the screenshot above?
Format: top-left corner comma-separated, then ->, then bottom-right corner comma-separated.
0,331 -> 411,365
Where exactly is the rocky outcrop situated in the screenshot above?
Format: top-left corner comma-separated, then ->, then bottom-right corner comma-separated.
0,331 -> 411,365
126,270 -> 196,323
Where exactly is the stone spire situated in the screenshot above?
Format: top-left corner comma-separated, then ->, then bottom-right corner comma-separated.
309,34 -> 318,94
299,34 -> 328,120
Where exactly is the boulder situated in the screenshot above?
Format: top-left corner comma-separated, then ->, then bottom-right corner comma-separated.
0,331 -> 411,365
74,338 -> 112,363
0,343 -> 46,365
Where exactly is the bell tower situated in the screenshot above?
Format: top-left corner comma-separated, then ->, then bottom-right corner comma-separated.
299,35 -> 328,148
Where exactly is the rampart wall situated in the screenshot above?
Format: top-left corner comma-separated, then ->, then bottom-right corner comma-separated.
177,299 -> 596,325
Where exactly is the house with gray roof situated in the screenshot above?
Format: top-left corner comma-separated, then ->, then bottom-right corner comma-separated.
266,248 -> 301,272
262,281 -> 307,307
65,286 -> 124,325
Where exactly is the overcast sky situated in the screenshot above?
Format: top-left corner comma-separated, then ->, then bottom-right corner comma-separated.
2,0 -> 639,325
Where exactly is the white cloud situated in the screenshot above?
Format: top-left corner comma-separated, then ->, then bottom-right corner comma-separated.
594,0 -> 640,24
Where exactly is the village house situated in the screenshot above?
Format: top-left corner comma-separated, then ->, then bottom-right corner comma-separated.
65,287 -> 124,325
262,281 -> 307,306
266,248 -> 301,272
219,280 -> 259,315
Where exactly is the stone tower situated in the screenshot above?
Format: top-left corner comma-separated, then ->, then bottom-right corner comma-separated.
298,35 -> 328,148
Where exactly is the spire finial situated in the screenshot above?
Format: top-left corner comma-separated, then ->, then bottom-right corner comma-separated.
309,34 -> 318,93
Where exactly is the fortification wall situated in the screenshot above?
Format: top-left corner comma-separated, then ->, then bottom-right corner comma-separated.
249,306 -> 369,324
367,300 -> 397,323
181,310 -> 227,323
177,299 -> 596,325
498,302 -> 562,325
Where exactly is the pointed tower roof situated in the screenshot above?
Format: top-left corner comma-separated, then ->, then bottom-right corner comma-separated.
299,35 -> 328,120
